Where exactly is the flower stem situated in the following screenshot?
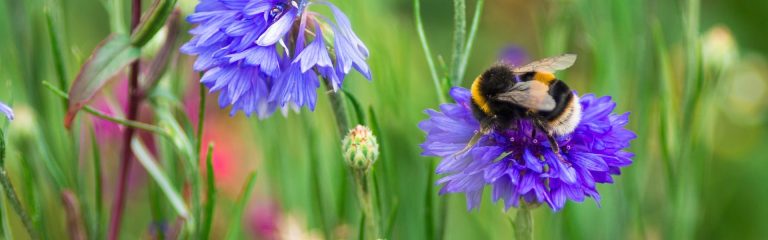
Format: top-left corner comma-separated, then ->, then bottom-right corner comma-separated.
414,0 -> 448,104
322,78 -> 379,238
324,79 -> 349,137
108,0 -> 142,239
513,205 -> 534,240
0,130 -> 38,240
353,170 -> 378,239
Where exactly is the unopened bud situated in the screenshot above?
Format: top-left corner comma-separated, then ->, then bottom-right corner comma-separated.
342,125 -> 379,172
702,25 -> 738,70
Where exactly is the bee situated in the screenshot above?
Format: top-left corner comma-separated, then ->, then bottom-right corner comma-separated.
459,54 -> 580,158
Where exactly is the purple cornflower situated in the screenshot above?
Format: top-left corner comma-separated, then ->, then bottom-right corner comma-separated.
498,45 -> 529,67
0,101 -> 13,121
419,88 -> 636,211
181,0 -> 371,117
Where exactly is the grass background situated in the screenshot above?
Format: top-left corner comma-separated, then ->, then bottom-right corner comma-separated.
1,0 -> 768,239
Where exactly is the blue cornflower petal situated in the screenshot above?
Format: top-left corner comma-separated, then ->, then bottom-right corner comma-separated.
0,101 -> 13,121
420,88 -> 636,211
322,2 -> 369,56
269,63 -> 320,110
256,8 -> 297,46
293,26 -> 333,73
183,0 -> 372,117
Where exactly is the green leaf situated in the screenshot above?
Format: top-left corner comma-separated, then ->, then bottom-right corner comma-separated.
131,0 -> 178,47
225,172 -> 257,240
65,34 -> 140,128
342,89 -> 366,126
200,143 -> 216,240
141,9 -> 181,95
130,138 -> 189,219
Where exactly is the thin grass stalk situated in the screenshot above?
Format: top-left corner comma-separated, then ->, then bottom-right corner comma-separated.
44,7 -> 69,109
414,0 -> 447,104
108,0 -> 142,238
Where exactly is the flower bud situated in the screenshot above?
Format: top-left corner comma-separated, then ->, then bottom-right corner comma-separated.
342,125 -> 379,172
702,25 -> 738,71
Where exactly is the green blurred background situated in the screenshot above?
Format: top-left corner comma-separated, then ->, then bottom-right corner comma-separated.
1,0 -> 767,239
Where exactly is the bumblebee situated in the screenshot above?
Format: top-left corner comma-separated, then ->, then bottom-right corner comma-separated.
466,54 -> 581,156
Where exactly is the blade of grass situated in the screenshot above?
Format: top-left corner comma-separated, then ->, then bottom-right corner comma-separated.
225,172 -> 257,240
302,116 -> 331,239
131,138 -> 190,218
201,143 -> 216,240
384,199 -> 399,239
414,0 -> 447,103
44,7 -> 69,98
358,213 -> 365,240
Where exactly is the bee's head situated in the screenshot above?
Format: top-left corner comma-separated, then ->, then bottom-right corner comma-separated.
479,65 -> 516,96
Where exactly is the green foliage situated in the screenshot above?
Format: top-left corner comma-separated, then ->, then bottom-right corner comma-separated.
0,0 -> 766,239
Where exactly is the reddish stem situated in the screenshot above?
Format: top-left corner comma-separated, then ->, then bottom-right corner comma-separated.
107,0 -> 141,239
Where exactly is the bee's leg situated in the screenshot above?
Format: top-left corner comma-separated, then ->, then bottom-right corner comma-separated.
533,118 -> 570,166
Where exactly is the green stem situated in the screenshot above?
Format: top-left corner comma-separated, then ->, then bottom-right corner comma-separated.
201,143 -> 216,240
0,169 -> 37,240
0,130 -> 37,240
353,170 -> 378,239
450,0 -> 466,86
43,81 -> 169,137
414,0 -> 448,103
457,0 -> 484,83
324,78 -> 349,137
512,205 -> 533,240
196,81 -> 207,155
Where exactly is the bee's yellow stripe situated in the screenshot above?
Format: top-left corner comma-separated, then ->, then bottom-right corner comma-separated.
471,77 -> 492,115
533,71 -> 556,84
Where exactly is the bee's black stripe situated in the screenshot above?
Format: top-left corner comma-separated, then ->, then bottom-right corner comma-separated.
539,79 -> 573,122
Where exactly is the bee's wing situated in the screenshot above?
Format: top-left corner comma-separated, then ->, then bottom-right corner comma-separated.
511,54 -> 577,73
494,81 -> 556,111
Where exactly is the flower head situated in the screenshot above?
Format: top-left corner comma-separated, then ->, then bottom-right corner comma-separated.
342,125 -> 379,172
0,101 -> 13,121
498,45 -> 529,67
182,0 -> 371,117
419,88 -> 636,211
